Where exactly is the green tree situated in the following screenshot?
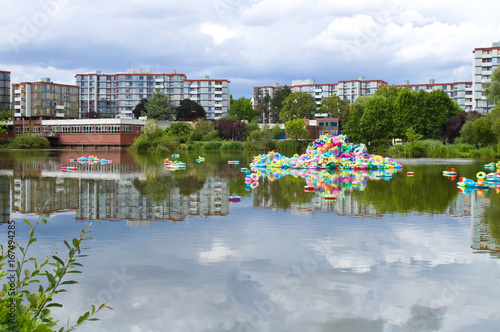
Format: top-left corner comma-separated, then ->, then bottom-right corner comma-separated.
342,96 -> 369,143
229,97 -> 258,121
425,89 -> 461,139
132,98 -> 148,119
0,110 -> 12,134
392,88 -> 420,138
167,122 -> 193,143
472,116 -> 496,146
270,124 -> 285,139
146,89 -> 173,120
285,118 -> 309,140
271,85 -> 292,122
191,118 -> 216,141
318,95 -> 348,118
359,95 -> 394,143
483,66 -> 500,104
279,92 -> 316,123
175,99 -> 206,120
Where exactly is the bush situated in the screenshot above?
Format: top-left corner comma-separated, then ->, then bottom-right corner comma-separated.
220,141 -> 244,150
131,134 -> 178,153
202,141 -> 223,150
275,140 -> 308,151
0,216 -> 111,331
10,134 -> 50,149
188,141 -> 205,150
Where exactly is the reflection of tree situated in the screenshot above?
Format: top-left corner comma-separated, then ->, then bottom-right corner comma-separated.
256,176 -> 313,209
482,193 -> 500,244
355,165 -> 459,214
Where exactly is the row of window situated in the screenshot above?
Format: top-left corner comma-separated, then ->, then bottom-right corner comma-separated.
318,121 -> 339,127
14,125 -> 141,135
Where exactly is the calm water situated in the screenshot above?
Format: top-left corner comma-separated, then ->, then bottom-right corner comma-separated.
1,150 -> 500,332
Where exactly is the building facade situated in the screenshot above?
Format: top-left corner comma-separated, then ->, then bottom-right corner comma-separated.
76,68 -> 230,120
253,77 -> 388,116
12,78 -> 79,120
472,41 -> 500,115
395,79 -> 474,111
0,70 -> 10,111
12,118 -> 146,148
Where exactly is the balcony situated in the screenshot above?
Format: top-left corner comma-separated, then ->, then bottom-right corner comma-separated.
14,97 -> 21,102
56,105 -> 65,110
56,112 -> 65,117
14,112 -> 22,117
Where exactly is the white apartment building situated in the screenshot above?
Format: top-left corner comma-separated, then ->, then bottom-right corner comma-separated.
76,68 -> 230,120
396,79 -> 473,111
472,41 -> 500,115
12,78 -> 79,119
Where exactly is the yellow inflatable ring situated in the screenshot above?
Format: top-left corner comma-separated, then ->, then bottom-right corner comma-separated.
476,171 -> 486,180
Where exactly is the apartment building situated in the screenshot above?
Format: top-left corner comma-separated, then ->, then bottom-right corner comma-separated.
472,41 -> 500,115
12,78 -> 79,120
253,77 -> 387,115
0,70 -> 11,111
395,79 -> 474,111
76,68 -> 230,120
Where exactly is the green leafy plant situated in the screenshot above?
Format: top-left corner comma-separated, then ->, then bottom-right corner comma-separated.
0,215 -> 112,331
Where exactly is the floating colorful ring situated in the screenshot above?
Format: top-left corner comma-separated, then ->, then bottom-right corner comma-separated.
250,173 -> 259,181
476,171 -> 486,180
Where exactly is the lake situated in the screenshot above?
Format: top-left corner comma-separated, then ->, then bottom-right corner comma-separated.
1,150 -> 500,332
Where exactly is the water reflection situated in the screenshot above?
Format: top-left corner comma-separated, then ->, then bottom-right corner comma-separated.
0,151 -> 499,252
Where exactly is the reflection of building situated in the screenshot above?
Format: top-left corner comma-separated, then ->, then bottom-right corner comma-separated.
12,177 -> 79,214
0,176 -> 10,223
470,193 -> 499,257
75,177 -> 229,222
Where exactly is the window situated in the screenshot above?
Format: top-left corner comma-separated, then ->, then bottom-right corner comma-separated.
108,125 -> 120,133
83,125 -> 94,134
61,126 -> 71,133
15,126 -> 21,134
330,121 -> 337,127
136,126 -> 143,134
319,122 -> 324,127
71,126 -> 82,134
122,125 -> 131,133
95,125 -> 107,134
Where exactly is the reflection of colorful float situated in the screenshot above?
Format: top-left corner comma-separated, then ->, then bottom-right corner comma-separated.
196,156 -> 205,163
228,196 -> 241,202
246,167 -> 401,199
250,134 -> 403,170
456,169 -> 500,194
442,168 -> 457,177
70,155 -> 112,165
164,158 -> 186,171
60,164 -> 78,172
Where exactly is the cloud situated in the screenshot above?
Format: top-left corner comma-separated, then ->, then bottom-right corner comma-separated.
2,0 -> 500,98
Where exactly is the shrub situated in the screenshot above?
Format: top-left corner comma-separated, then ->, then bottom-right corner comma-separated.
220,141 -> 243,150
275,140 -> 308,151
202,141 -> 223,150
0,215 -> 111,331
10,134 -> 50,149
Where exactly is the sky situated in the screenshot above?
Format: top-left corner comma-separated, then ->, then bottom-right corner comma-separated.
2,0 -> 500,98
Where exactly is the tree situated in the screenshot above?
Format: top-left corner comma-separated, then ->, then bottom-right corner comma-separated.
444,111 -> 481,143
359,95 -> 394,143
483,66 -> 500,104
270,124 -> 285,139
229,97 -> 258,121
145,89 -> 173,120
167,122 -> 193,143
175,99 -> 206,121
318,95 -> 348,118
191,118 -> 216,141
214,119 -> 246,140
271,85 -> 291,122
133,98 -> 148,119
285,118 -> 309,140
0,110 -> 12,134
279,92 -> 316,123
342,96 -> 369,143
